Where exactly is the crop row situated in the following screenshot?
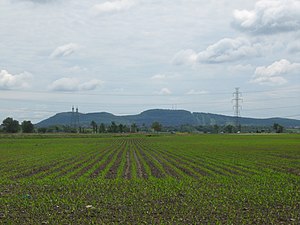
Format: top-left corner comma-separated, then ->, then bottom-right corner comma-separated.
8,137 -> 300,181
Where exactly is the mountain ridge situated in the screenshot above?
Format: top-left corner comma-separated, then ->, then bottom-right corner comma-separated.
36,109 -> 300,128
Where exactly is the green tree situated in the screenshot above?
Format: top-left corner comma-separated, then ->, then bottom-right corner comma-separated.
130,123 -> 137,133
37,127 -> 47,133
119,124 -> 125,133
273,123 -> 284,133
99,123 -> 106,133
90,121 -> 97,133
2,117 -> 20,133
109,121 -> 118,133
213,125 -> 219,134
21,120 -> 34,133
224,125 -> 234,133
151,121 -> 162,132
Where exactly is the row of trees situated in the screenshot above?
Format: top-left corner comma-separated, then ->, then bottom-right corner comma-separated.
1,116 -> 285,134
90,121 -> 138,133
90,121 -> 162,133
1,117 -> 34,133
178,123 -> 285,133
22,121 -> 163,134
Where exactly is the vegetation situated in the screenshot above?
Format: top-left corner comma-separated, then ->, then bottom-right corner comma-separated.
151,121 -> 162,132
0,134 -> 299,224
273,123 -> 284,133
36,109 -> 300,128
21,120 -> 34,133
1,115 -> 296,135
1,118 -> 35,133
1,117 -> 20,133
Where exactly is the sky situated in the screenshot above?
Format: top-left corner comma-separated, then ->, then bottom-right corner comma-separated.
0,0 -> 299,123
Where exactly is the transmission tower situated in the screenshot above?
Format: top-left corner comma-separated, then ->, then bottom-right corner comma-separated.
75,106 -> 79,132
232,87 -> 242,130
71,106 -> 75,128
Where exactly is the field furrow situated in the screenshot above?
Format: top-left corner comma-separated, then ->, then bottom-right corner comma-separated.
148,142 -> 247,177
70,140 -> 122,179
89,141 -> 126,178
123,149 -> 131,179
105,142 -> 127,179
137,140 -> 208,178
135,143 -> 165,178
12,161 -> 61,180
134,139 -> 185,178
70,146 -> 117,179
55,154 -> 101,178
132,142 -> 150,178
133,148 -> 147,178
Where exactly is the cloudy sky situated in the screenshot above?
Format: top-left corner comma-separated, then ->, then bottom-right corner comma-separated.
0,0 -> 299,123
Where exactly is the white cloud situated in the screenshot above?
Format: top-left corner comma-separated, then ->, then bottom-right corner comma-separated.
173,37 -> 261,64
228,64 -> 253,72
0,70 -> 32,89
79,79 -> 103,91
150,74 -> 180,81
172,49 -> 198,65
49,77 -> 103,91
251,59 -> 300,85
157,88 -> 171,95
151,74 -> 167,80
197,37 -> 261,63
50,43 -> 79,59
233,0 -> 300,34
92,0 -> 136,15
68,66 -> 88,73
186,89 -> 208,95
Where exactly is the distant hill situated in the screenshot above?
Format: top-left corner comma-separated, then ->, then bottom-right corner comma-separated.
36,109 -> 300,128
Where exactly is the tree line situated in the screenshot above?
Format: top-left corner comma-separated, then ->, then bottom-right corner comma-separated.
89,121 -> 162,133
0,117 -> 163,134
90,121 -> 138,133
0,117 -> 34,133
0,116 -> 286,134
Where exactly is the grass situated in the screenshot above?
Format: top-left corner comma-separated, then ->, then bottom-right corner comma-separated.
0,134 -> 299,224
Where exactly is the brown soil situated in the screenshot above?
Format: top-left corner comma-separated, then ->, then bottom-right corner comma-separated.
140,143 -> 201,178
123,150 -> 131,179
133,149 -> 148,179
137,146 -> 165,178
105,145 -> 126,179
90,141 -> 126,178
12,161 -> 61,179
89,149 -> 120,178
70,147 -> 114,179
56,154 -> 99,178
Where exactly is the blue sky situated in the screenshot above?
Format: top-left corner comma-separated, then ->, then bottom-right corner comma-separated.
0,0 -> 299,123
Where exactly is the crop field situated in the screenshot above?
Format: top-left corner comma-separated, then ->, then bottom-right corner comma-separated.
0,134 -> 300,224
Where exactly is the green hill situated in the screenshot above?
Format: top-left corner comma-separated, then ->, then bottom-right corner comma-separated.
36,109 -> 300,128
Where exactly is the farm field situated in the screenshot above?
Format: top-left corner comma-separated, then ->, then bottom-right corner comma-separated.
0,134 -> 300,224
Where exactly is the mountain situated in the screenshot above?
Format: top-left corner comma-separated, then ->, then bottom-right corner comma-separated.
192,112 -> 300,127
36,109 -> 300,128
